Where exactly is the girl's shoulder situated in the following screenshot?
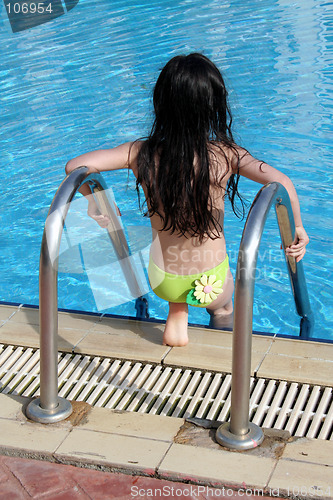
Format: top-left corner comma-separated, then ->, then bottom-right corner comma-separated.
128,140 -> 146,177
209,140 -> 238,155
208,141 -> 239,172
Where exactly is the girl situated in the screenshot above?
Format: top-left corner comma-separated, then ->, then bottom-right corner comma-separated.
66,53 -> 309,347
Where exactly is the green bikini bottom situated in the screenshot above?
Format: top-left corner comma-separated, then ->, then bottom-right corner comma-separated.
148,255 -> 229,308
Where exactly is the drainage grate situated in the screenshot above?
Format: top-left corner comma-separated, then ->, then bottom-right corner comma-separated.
0,344 -> 332,440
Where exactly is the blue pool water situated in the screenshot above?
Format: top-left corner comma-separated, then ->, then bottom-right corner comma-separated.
0,0 -> 332,340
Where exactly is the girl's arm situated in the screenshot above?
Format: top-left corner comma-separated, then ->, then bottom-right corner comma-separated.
65,141 -> 140,227
65,141 -> 140,175
233,146 -> 309,262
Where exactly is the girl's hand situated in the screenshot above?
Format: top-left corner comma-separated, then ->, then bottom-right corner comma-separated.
87,199 -> 110,228
285,226 -> 309,262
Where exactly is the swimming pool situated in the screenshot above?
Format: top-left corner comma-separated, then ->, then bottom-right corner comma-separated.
0,0 -> 332,340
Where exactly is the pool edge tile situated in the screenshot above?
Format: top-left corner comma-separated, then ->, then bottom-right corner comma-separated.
78,407 -> 184,442
157,442 -> 276,489
54,428 -> 171,473
257,354 -> 333,387
267,459 -> 332,498
281,437 -> 333,467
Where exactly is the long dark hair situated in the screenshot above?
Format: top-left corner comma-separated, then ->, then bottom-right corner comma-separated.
135,53 -> 244,241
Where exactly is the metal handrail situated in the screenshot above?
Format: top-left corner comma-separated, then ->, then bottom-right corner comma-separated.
216,182 -> 314,450
26,174 -> 313,435
26,167 -> 148,423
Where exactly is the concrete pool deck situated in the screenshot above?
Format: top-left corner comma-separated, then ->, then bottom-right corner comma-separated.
0,303 -> 332,499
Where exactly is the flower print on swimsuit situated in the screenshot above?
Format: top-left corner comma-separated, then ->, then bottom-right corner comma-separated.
186,274 -> 223,306
194,274 -> 223,304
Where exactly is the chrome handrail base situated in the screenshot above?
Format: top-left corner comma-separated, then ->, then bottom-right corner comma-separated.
26,397 -> 72,424
216,422 -> 264,451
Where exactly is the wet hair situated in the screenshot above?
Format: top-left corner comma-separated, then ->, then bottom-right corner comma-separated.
135,53 -> 244,241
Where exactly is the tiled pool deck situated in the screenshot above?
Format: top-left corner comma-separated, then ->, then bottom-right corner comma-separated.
0,304 -> 332,499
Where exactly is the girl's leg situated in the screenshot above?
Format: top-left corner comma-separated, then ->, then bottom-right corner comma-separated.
163,302 -> 189,346
206,269 -> 234,329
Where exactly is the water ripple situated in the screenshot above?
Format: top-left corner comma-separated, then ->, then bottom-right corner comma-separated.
0,0 -> 332,339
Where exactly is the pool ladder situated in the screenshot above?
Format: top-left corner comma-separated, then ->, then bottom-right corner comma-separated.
216,181 -> 314,449
26,168 -> 314,451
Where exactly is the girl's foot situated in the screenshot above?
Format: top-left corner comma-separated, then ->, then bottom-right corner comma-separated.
163,302 -> 189,346
209,311 -> 233,330
207,299 -> 234,330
